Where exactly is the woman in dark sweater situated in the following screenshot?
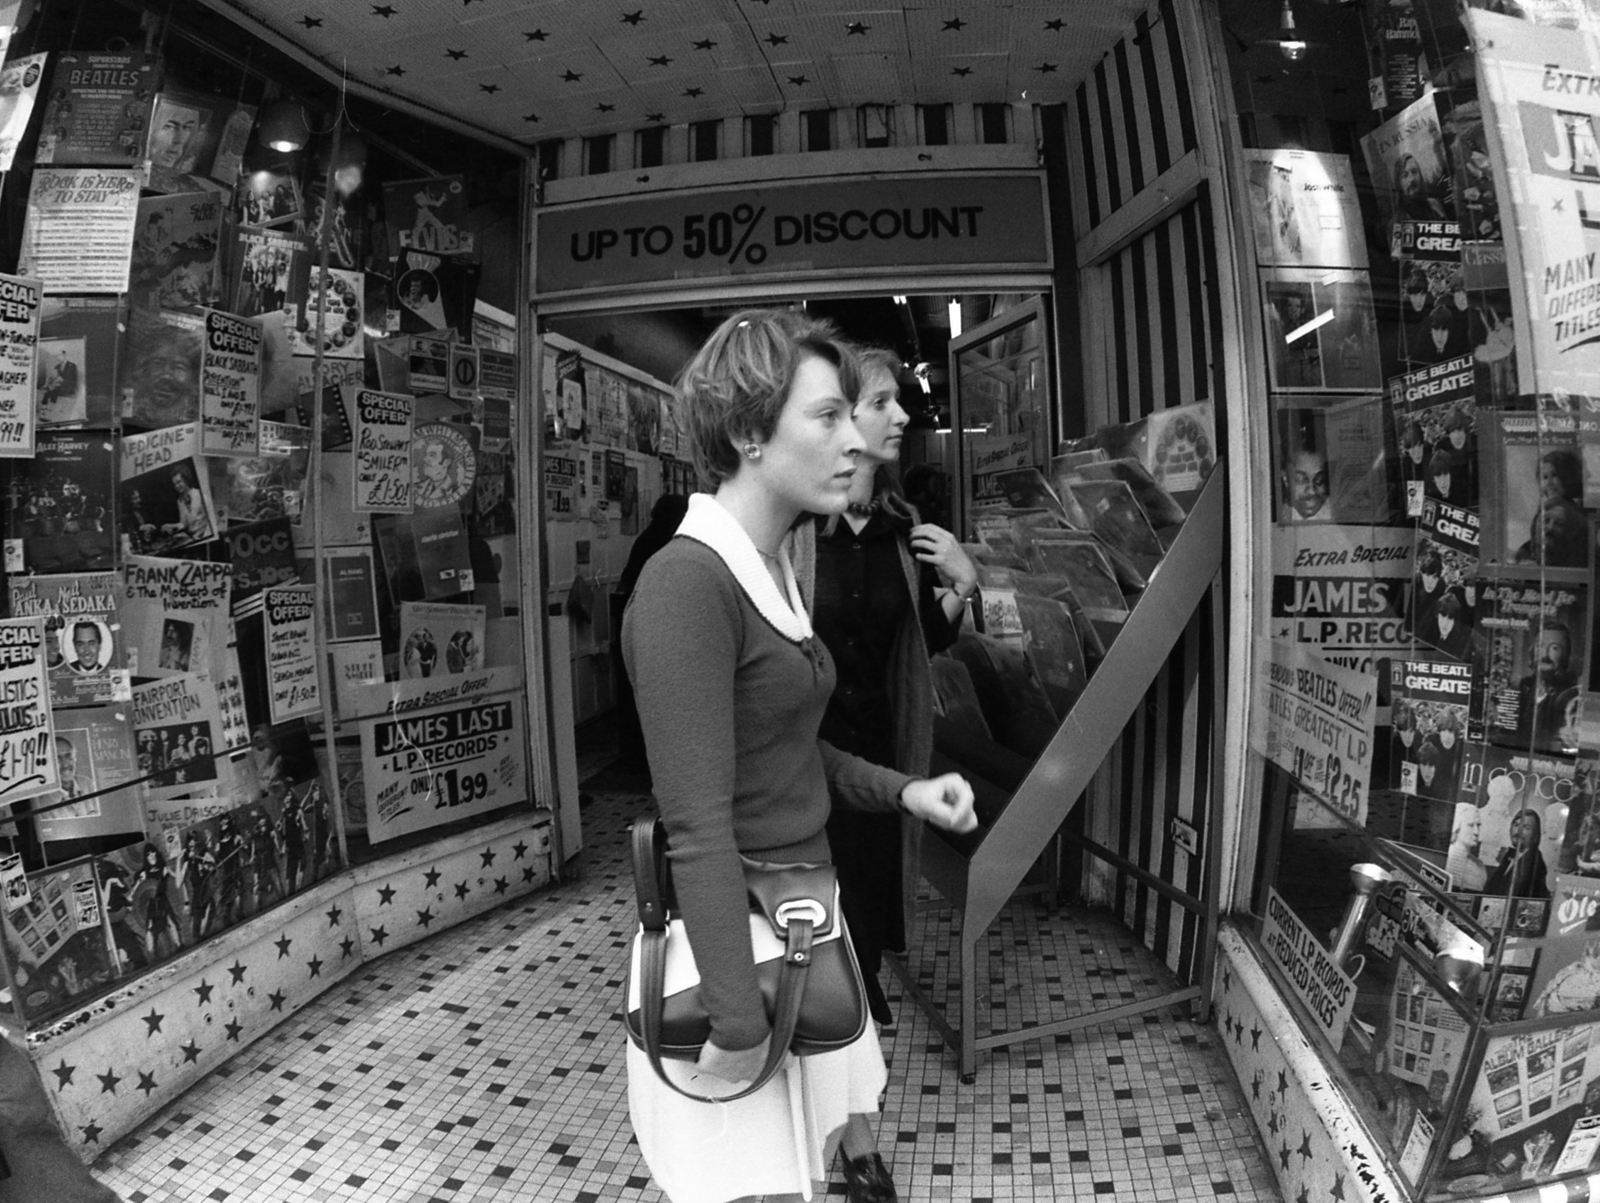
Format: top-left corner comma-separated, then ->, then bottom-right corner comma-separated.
622,309 -> 977,1203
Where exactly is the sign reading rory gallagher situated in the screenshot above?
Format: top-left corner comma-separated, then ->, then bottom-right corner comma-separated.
1472,10 -> 1600,394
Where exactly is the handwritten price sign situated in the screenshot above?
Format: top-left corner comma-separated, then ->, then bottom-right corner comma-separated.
352,388 -> 413,514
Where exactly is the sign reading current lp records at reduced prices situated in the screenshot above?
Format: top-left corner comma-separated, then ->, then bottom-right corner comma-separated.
534,174 -> 1049,296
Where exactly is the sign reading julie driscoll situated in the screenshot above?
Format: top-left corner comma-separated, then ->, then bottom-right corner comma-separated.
534,174 -> 1050,296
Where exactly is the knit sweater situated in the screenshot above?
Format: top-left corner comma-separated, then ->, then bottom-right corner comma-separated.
622,498 -> 914,1052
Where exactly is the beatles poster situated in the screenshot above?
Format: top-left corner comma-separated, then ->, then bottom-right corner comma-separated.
0,272 -> 40,458
18,168 -> 141,294
352,388 -> 413,513
1473,10 -> 1600,395
199,310 -> 262,457
35,50 -> 160,167
0,617 -> 59,806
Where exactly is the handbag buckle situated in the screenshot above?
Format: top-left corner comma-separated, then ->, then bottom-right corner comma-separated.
773,899 -> 826,930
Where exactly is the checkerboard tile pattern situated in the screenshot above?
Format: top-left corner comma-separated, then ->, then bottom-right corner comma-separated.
93,789 -> 1279,1202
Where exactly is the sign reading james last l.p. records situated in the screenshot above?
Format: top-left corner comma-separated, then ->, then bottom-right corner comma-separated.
533,173 -> 1050,296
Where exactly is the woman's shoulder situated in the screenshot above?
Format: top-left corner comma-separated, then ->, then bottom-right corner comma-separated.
631,537 -> 742,614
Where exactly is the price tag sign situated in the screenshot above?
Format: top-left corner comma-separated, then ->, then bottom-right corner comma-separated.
352,388 -> 414,514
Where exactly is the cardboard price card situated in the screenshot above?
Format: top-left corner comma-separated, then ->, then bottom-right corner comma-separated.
351,387 -> 413,513
264,585 -> 319,723
0,617 -> 59,805
200,309 -> 261,456
0,273 -> 41,458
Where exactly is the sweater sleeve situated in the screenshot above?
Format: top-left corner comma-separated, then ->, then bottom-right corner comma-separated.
916,558 -> 963,656
818,739 -> 914,814
622,550 -> 769,1052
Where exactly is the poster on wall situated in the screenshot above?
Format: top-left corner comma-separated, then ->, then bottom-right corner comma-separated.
0,271 -> 41,459
3,432 -> 116,574
398,601 -> 485,680
1479,409 -> 1584,570
128,191 -> 222,314
6,571 -> 129,707
1243,149 -> 1367,268
1359,92 -> 1452,249
383,175 -> 473,258
1272,394 -> 1392,524
37,296 -> 121,429
199,310 -> 261,457
355,669 -> 527,844
34,704 -> 144,844
264,585 -> 319,724
18,168 -> 141,294
411,421 -> 477,509
1261,268 -> 1382,391
1390,355 -> 1478,517
0,617 -> 59,806
131,672 -> 222,801
291,265 -> 363,360
35,50 -> 161,166
121,554 -> 231,681
1471,578 -> 1588,752
144,87 -> 255,195
119,422 -> 217,554
0,54 -> 47,173
351,388 -> 413,513
1472,11 -> 1600,397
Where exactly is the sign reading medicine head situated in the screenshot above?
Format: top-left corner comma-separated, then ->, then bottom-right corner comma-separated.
533,173 -> 1051,297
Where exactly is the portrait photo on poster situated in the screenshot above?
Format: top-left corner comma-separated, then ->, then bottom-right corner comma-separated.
121,458 -> 216,554
35,336 -> 86,427
1274,404 -> 1333,524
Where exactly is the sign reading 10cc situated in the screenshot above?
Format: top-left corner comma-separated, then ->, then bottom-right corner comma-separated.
533,173 -> 1051,297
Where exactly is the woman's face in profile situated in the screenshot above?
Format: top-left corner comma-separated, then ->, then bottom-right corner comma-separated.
751,352 -> 863,516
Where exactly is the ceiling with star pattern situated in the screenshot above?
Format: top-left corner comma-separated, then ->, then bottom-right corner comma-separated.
206,0 -> 1155,147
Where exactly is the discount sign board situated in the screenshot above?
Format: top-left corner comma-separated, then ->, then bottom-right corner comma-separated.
534,173 -> 1049,296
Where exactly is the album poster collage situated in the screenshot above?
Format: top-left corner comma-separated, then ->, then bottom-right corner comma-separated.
1256,12 -> 1600,1192
0,47 -> 524,1028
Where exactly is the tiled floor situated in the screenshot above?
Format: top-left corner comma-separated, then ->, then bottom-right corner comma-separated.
92,771 -> 1278,1203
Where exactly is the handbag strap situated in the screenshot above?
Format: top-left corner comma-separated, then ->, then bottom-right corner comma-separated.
631,815 -> 815,1103
631,815 -> 668,933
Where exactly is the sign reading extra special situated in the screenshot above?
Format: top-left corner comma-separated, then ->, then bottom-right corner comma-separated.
1472,10 -> 1600,394
355,666 -> 529,843
534,173 -> 1050,296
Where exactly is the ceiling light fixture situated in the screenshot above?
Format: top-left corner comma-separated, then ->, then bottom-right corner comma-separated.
1275,0 -> 1307,62
948,298 -> 963,339
259,98 -> 310,153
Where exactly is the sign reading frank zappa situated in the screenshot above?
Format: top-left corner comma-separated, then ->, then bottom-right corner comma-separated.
534,174 -> 1049,296
358,670 -> 527,843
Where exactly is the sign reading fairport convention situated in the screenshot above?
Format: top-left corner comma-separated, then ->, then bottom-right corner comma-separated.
356,667 -> 527,843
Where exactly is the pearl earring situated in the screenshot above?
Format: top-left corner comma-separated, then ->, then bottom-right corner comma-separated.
743,443 -> 761,460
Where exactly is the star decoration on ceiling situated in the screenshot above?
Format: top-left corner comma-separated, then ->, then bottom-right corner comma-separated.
787,75 -> 808,86
300,15 -> 322,28
481,848 -> 497,867
53,1060 -> 76,1089
228,960 -> 248,985
445,48 -> 467,60
371,3 -> 396,16
648,54 -> 672,66
181,1041 -> 202,1064
137,1071 -> 158,1097
1035,62 -> 1058,73
621,9 -> 644,24
693,38 -> 716,50
385,65 -> 406,78
646,112 -> 665,122
951,65 -> 972,76
423,867 -> 441,889
562,69 -> 583,83
765,33 -> 788,46
943,17 -> 966,31
595,101 -> 615,112
846,21 -> 869,35
524,29 -> 548,41
1045,18 -> 1065,30
480,83 -> 502,94
225,1020 -> 244,1042
683,86 -> 704,97
98,1068 -> 122,1094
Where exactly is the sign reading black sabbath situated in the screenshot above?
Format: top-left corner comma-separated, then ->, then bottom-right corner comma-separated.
534,173 -> 1050,295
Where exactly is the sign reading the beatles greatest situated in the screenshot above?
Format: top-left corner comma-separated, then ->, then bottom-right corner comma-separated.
533,174 -> 1050,295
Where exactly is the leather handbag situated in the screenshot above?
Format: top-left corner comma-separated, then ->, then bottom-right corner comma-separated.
624,815 -> 868,1102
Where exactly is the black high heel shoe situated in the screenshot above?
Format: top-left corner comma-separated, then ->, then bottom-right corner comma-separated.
840,1150 -> 898,1203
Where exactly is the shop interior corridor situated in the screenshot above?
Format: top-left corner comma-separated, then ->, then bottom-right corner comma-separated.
89,726 -> 1278,1203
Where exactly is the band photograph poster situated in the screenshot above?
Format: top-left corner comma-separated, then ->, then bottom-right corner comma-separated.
1261,268 -> 1382,392
128,191 -> 223,315
1243,149 -> 1367,269
119,422 -> 218,555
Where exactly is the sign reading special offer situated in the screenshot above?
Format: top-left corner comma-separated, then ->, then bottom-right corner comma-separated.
534,173 -> 1050,296
1251,636 -> 1378,826
355,667 -> 529,843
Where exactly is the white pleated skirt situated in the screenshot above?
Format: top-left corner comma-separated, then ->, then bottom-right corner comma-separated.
625,1023 -> 887,1203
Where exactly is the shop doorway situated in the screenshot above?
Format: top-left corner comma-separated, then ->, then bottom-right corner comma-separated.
538,290 -> 1054,799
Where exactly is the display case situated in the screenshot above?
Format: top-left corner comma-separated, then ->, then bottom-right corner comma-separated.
1223,0 -> 1600,1195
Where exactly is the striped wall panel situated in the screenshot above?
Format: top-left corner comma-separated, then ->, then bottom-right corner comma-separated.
1068,0 -> 1199,240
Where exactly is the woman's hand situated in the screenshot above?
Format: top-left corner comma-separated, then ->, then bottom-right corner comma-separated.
900,773 -> 979,833
910,523 -> 978,598
694,1033 -> 773,1091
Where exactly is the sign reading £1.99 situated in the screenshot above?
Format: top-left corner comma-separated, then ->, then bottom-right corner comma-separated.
534,174 -> 1050,296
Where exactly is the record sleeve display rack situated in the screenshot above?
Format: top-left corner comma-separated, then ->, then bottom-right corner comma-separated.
890,465 -> 1227,1080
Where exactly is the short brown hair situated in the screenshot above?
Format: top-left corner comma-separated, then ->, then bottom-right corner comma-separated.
675,308 -> 857,490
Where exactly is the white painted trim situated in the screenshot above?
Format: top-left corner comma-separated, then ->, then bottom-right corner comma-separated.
541,144 -> 1039,205
1075,152 -> 1203,268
